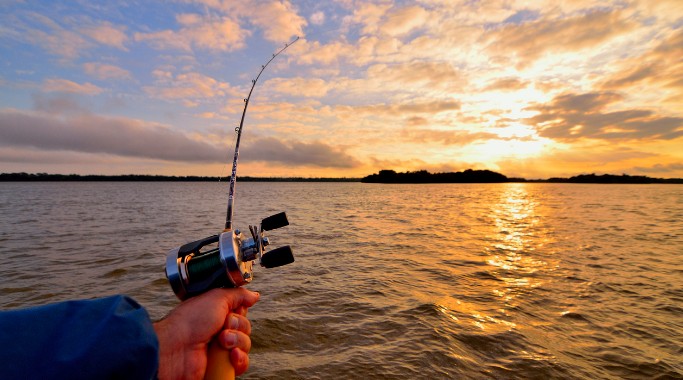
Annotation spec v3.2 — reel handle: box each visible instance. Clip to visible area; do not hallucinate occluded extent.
[205,341,235,380]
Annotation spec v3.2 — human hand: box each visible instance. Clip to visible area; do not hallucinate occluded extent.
[153,288,260,380]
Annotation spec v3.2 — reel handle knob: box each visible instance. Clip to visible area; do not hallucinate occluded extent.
[260,245,294,268]
[261,212,289,231]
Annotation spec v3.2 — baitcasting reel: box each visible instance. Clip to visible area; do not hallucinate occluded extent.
[165,212,294,300]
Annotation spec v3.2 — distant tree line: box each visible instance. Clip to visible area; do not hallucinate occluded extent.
[2,171,682,184]
[361,169,509,183]
[544,173,683,184]
[361,169,683,184]
[0,172,360,182]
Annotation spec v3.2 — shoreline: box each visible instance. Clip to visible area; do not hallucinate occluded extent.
[2,171,682,184]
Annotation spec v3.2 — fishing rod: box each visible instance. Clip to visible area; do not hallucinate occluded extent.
[163,36,300,379]
[226,35,300,232]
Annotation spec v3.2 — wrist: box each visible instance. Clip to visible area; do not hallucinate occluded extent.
[154,319,178,380]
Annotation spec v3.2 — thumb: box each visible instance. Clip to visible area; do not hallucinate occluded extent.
[213,287,260,312]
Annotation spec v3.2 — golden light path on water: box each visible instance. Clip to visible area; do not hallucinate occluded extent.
[427,183,570,371]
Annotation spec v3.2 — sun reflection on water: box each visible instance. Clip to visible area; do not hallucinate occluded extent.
[433,184,559,334]
[487,184,553,275]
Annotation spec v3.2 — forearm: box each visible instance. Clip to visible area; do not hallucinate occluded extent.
[0,296,159,380]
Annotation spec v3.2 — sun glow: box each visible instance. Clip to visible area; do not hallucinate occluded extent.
[486,138,547,159]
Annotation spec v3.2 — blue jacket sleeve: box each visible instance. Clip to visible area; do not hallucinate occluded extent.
[0,295,159,380]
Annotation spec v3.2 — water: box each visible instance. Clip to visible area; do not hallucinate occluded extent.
[1,182,682,379]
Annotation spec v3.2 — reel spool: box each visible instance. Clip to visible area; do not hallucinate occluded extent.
[165,212,294,300]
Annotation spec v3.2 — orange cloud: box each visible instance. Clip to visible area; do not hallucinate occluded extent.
[482,77,529,92]
[380,5,430,37]
[367,61,464,90]
[265,77,330,97]
[135,14,248,52]
[187,0,306,42]
[401,128,499,145]
[486,9,635,67]
[350,2,394,35]
[343,100,461,117]
[601,28,683,102]
[144,72,239,102]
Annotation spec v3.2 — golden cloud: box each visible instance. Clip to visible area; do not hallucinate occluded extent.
[486,9,635,67]
[601,28,683,103]
[482,77,529,92]
[401,128,499,145]
[367,61,464,90]
[380,5,431,37]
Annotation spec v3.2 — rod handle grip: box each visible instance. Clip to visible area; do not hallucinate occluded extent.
[204,340,235,380]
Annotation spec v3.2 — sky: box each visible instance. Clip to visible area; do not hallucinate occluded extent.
[1,0,682,179]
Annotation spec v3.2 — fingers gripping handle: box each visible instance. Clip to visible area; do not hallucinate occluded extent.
[205,340,235,380]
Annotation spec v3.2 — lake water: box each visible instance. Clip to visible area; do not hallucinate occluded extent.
[1,182,682,379]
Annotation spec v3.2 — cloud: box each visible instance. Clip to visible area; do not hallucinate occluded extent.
[79,22,128,51]
[265,77,330,98]
[241,137,361,168]
[42,79,104,95]
[144,72,239,103]
[14,13,129,60]
[367,61,464,90]
[310,11,325,25]
[401,128,499,145]
[380,5,430,37]
[632,162,683,174]
[601,28,683,95]
[0,146,120,165]
[187,0,306,42]
[31,93,89,115]
[350,2,394,35]
[293,38,354,65]
[0,109,224,162]
[482,77,529,91]
[486,9,634,66]
[84,62,131,80]
[525,92,683,141]
[0,109,361,169]
[359,100,461,115]
[23,13,92,60]
[246,1,307,41]
[135,14,248,52]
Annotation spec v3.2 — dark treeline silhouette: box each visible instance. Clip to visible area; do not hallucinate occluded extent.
[361,169,683,184]
[544,173,683,184]
[361,169,509,183]
[0,172,359,182]
[2,171,682,184]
